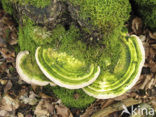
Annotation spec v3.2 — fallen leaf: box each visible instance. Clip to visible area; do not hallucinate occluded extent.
[140,75,152,90]
[19,91,38,105]
[151,44,156,49]
[149,31,156,40]
[18,112,24,117]
[34,99,55,117]
[139,35,146,42]
[0,79,8,85]
[0,48,15,61]
[4,80,12,93]
[55,105,73,117]
[143,42,150,59]
[132,17,143,35]
[0,94,19,112]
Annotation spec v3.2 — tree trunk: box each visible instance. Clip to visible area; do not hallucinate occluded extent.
[1,0,69,29]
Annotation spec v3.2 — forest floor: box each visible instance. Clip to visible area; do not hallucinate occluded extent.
[0,7,156,117]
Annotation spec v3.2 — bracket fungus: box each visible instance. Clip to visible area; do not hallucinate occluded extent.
[83,35,145,99]
[16,51,55,86]
[35,47,100,89]
[16,32,145,100]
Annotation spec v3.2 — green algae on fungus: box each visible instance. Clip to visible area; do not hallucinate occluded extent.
[35,47,100,89]
[51,86,95,108]
[83,34,145,99]
[68,0,131,40]
[16,51,55,86]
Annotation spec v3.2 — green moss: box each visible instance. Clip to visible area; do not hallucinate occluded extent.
[16,0,51,8]
[133,0,156,30]
[139,6,156,30]
[1,0,14,14]
[18,18,38,55]
[49,86,95,108]
[134,0,156,6]
[2,0,51,9]
[19,20,121,71]
[68,0,131,40]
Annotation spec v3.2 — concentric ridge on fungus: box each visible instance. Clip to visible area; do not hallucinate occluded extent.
[35,47,100,89]
[82,35,145,99]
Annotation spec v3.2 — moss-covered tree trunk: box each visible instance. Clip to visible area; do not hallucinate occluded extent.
[1,0,70,29]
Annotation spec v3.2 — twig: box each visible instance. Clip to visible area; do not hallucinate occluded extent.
[92,98,142,117]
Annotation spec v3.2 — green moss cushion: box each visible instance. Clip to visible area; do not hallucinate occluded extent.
[68,0,131,40]
[83,35,145,99]
[35,47,100,89]
[51,86,95,108]
[16,51,55,86]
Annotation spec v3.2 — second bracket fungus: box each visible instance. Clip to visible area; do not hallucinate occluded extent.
[83,35,145,99]
[35,47,100,89]
[16,51,55,86]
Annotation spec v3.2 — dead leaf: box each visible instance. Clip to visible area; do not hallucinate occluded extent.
[0,94,19,112]
[18,112,24,117]
[0,110,9,116]
[39,92,52,99]
[4,80,12,93]
[151,44,156,49]
[0,79,8,85]
[0,48,15,61]
[55,105,73,117]
[34,99,55,117]
[139,35,146,42]
[74,93,80,100]
[19,91,38,105]
[149,31,156,40]
[143,42,150,59]
[132,17,143,35]
[140,75,152,90]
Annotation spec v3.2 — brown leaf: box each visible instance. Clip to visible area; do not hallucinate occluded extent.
[0,79,8,85]
[0,48,15,60]
[132,17,143,35]
[34,99,50,116]
[4,80,12,93]
[151,44,156,49]
[140,75,152,90]
[0,94,19,112]
[143,42,150,59]
[39,92,52,99]
[74,93,80,100]
[149,31,156,40]
[34,99,55,116]
[55,105,73,117]
[17,112,24,117]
